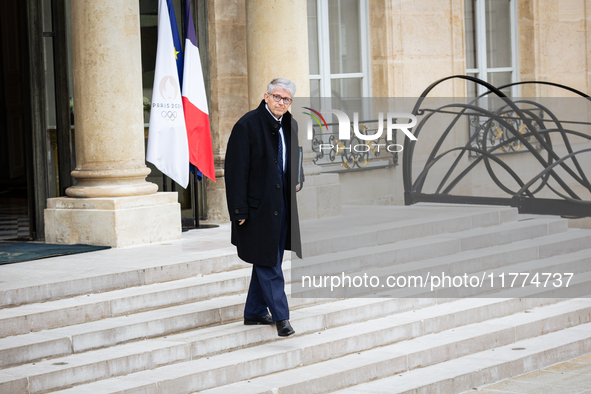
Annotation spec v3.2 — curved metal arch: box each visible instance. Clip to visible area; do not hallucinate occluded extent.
[506,99,591,192]
[440,127,591,198]
[403,75,591,217]
[410,102,576,199]
[476,80,590,100]
[430,105,549,196]
[412,146,532,199]
[515,148,591,200]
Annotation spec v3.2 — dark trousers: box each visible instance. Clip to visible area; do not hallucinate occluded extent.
[244,173,289,321]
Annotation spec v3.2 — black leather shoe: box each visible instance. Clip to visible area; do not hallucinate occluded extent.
[244,314,274,325]
[276,320,295,337]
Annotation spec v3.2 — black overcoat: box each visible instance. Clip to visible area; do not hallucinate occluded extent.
[224,100,303,267]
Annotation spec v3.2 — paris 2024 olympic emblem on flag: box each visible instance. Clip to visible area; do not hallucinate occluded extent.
[157,76,181,121]
[147,0,189,188]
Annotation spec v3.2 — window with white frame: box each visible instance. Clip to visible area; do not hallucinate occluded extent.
[465,0,518,97]
[307,0,370,98]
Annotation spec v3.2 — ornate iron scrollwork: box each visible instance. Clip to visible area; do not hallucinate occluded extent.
[468,108,543,156]
[311,119,398,170]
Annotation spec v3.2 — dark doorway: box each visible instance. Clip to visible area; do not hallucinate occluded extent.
[0,0,31,241]
[0,0,73,242]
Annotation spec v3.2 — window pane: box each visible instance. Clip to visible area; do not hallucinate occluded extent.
[464,0,477,70]
[331,78,362,99]
[466,72,479,97]
[43,37,56,130]
[42,0,58,198]
[42,0,56,129]
[308,0,320,75]
[42,0,53,32]
[310,79,321,97]
[329,0,361,74]
[141,0,158,125]
[485,0,511,68]
[489,71,512,96]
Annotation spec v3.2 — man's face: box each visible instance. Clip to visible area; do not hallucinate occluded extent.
[264,88,292,119]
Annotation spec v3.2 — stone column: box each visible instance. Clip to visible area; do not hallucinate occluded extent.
[202,0,249,222]
[44,0,181,247]
[67,0,156,198]
[245,0,310,109]
[245,0,341,220]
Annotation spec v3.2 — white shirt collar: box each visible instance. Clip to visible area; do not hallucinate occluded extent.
[265,104,286,171]
[265,104,283,123]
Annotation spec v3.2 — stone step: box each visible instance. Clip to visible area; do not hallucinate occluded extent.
[0,245,247,309]
[4,266,591,394]
[0,288,328,368]
[291,219,584,298]
[0,267,253,339]
[330,324,591,393]
[301,204,519,257]
[1,229,589,369]
[0,215,567,341]
[41,296,591,394]
[296,216,568,273]
[0,206,518,309]
[295,238,591,300]
[0,207,587,394]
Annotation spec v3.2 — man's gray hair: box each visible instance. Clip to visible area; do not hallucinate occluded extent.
[267,78,296,97]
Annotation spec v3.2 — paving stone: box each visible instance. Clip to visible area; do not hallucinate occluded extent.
[487,379,586,394]
[545,361,591,375]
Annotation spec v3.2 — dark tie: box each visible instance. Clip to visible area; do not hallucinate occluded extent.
[277,123,284,175]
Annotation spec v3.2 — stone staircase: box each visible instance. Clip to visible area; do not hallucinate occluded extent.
[1,204,591,394]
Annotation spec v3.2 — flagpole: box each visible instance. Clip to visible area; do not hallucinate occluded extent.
[192,165,200,228]
[181,1,200,229]
[181,0,198,230]
[182,0,217,230]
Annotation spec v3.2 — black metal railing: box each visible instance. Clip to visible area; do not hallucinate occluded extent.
[403,75,591,217]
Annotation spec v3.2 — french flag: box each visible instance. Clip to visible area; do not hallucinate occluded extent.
[182,0,215,182]
[147,0,189,188]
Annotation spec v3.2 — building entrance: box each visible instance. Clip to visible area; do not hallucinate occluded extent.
[0,0,31,241]
[0,0,73,242]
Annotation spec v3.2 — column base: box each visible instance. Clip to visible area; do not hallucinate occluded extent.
[296,174,342,221]
[205,177,229,222]
[44,192,181,248]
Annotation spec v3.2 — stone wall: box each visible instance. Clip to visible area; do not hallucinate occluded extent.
[342,0,468,206]
[369,0,467,98]
[204,0,249,221]
[518,0,591,97]
[203,0,591,214]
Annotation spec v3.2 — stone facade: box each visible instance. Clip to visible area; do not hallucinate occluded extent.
[202,0,249,222]
[202,0,591,217]
[369,0,467,98]
[205,0,341,222]
[45,0,591,245]
[519,0,591,97]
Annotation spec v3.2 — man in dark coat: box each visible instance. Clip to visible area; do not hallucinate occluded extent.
[224,78,303,337]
